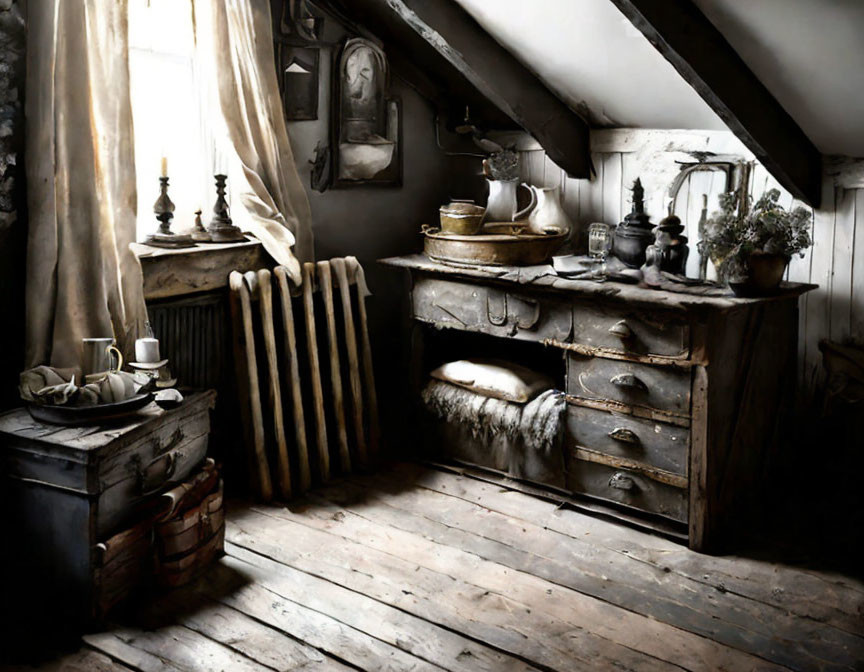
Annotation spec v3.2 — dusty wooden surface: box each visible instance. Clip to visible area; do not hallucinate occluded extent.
[381,254,816,313]
[30,463,864,672]
[133,237,270,301]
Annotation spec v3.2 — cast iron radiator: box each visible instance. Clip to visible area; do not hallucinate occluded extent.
[148,292,228,390]
[228,257,379,502]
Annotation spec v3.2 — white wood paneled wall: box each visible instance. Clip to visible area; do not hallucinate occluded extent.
[513,129,863,404]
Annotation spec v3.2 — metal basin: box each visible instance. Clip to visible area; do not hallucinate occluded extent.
[423,224,567,266]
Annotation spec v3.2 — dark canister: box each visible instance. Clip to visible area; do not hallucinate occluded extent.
[613,178,655,268]
[644,214,689,275]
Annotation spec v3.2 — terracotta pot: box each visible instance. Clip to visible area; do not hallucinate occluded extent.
[729,252,790,297]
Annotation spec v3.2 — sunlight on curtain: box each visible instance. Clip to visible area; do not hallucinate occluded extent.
[128,0,251,241]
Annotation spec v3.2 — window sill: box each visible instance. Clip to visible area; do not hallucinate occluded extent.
[132,236,270,301]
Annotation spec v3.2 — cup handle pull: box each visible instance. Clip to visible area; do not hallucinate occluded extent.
[608,427,640,444]
[608,320,633,339]
[610,373,648,393]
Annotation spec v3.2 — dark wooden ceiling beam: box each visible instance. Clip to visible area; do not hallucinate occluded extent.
[608,0,822,206]
[330,0,592,178]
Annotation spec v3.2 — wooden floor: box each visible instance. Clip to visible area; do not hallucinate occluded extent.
[18,463,864,672]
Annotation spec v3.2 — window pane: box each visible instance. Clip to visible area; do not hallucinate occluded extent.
[128,0,253,241]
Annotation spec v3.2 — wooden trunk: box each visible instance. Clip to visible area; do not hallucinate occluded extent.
[155,479,225,588]
[0,391,216,626]
[382,254,814,552]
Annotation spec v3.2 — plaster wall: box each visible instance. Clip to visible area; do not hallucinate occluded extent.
[283,30,480,427]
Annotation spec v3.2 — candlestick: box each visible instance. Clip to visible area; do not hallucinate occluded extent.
[153,176,175,235]
[144,174,195,249]
[206,174,245,243]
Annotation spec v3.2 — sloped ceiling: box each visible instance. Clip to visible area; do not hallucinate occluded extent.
[693,0,864,156]
[455,0,864,156]
[454,0,727,130]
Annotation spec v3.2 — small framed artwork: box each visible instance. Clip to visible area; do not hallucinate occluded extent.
[279,46,320,121]
[331,38,402,188]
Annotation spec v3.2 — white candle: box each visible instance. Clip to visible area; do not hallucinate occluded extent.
[160,156,168,178]
[135,337,161,363]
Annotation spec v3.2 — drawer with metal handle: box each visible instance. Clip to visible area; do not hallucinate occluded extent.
[566,453,688,523]
[412,276,573,343]
[571,303,690,359]
[567,354,691,421]
[566,405,689,475]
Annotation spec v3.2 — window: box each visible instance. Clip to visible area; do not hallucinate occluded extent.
[128,0,251,241]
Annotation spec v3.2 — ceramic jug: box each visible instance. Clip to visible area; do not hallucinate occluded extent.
[483,179,535,224]
[519,184,573,235]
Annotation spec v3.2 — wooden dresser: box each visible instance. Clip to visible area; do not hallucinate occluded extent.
[0,391,216,625]
[382,254,815,552]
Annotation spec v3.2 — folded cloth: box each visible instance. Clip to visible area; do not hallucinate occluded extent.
[19,366,148,405]
[422,380,567,486]
[19,366,81,404]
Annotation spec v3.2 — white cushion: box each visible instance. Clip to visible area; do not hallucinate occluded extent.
[430,359,552,403]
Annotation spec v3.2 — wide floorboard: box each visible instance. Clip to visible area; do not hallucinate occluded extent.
[17,462,864,672]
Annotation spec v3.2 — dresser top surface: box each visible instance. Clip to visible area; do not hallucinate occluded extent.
[0,390,216,456]
[380,254,816,312]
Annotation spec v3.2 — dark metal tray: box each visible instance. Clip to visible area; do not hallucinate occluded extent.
[27,393,155,426]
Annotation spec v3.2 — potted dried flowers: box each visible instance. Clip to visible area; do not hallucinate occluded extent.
[697,188,812,296]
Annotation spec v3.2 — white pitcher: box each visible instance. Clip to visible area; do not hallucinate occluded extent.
[519,184,573,236]
[482,179,535,224]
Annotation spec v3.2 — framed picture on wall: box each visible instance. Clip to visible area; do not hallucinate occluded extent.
[278,45,320,121]
[331,37,402,188]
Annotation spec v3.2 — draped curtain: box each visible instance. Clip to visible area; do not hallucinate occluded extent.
[194,0,314,285]
[25,0,147,368]
[25,0,313,370]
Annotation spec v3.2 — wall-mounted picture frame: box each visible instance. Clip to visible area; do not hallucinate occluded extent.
[331,37,402,188]
[278,45,320,121]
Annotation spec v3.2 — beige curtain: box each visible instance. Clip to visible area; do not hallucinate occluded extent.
[25,0,147,369]
[195,0,314,285]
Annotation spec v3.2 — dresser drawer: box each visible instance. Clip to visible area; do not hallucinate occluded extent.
[412,277,572,343]
[567,355,691,418]
[566,454,688,523]
[572,303,689,359]
[566,405,688,475]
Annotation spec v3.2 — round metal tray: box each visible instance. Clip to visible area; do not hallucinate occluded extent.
[423,227,567,267]
[27,393,155,426]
